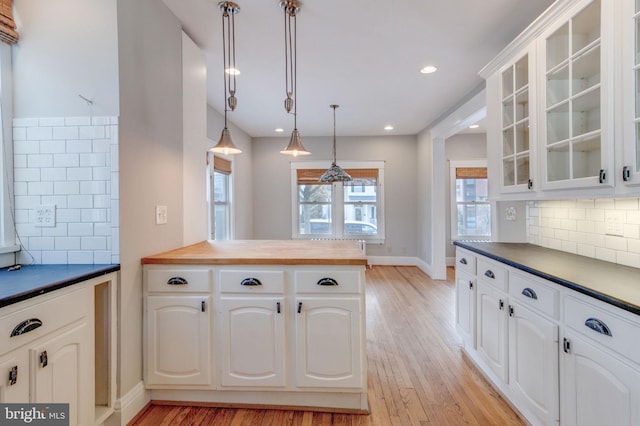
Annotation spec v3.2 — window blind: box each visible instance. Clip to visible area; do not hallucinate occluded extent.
[297,168,378,185]
[455,167,487,179]
[213,156,232,175]
[0,0,17,45]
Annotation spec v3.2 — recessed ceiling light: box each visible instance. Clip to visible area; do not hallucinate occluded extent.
[420,65,437,74]
[469,124,480,129]
[275,128,284,133]
[384,125,394,131]
[225,67,240,75]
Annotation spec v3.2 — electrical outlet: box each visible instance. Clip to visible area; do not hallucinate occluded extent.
[506,206,517,221]
[156,205,168,225]
[605,210,624,236]
[34,205,56,227]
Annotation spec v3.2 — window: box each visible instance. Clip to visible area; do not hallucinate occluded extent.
[291,161,384,242]
[209,155,232,240]
[450,161,491,240]
[0,42,16,254]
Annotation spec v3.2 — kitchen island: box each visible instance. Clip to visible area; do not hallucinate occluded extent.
[141,240,369,413]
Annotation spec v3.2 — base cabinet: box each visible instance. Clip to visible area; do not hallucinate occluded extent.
[295,297,362,388]
[561,332,640,426]
[476,281,509,382]
[455,271,476,349]
[145,295,212,386]
[219,296,285,387]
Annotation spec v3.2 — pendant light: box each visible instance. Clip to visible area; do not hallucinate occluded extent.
[279,0,310,156]
[211,1,242,155]
[319,105,352,182]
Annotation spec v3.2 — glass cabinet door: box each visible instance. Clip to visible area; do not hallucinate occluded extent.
[542,0,611,189]
[622,0,640,185]
[501,54,533,192]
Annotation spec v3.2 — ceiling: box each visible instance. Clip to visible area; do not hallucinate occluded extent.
[163,0,555,138]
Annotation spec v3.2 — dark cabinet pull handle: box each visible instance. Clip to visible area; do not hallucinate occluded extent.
[241,278,262,286]
[167,277,188,285]
[277,302,281,314]
[599,169,606,184]
[317,277,338,286]
[484,270,495,279]
[297,302,302,314]
[521,288,538,300]
[201,301,206,312]
[40,351,48,368]
[10,318,43,337]
[8,366,17,385]
[563,338,571,354]
[623,166,631,182]
[527,179,533,190]
[499,299,504,310]
[459,258,467,265]
[585,318,612,337]
[468,281,473,290]
[509,305,514,317]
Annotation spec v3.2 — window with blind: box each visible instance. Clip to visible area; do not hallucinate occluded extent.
[450,161,491,239]
[291,161,385,242]
[211,156,232,240]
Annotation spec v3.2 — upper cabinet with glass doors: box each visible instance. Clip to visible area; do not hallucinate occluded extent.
[539,0,614,190]
[622,0,640,186]
[500,50,536,193]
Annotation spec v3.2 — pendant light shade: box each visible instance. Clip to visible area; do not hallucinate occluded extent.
[279,0,310,156]
[211,1,242,155]
[319,105,352,182]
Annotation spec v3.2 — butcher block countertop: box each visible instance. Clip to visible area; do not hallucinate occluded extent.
[141,240,368,266]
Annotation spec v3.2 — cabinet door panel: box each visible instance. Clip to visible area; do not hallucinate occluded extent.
[509,303,559,425]
[146,296,211,386]
[562,332,640,426]
[455,271,475,349]
[219,297,285,387]
[476,281,508,382]
[31,321,92,426]
[0,352,29,403]
[296,298,362,388]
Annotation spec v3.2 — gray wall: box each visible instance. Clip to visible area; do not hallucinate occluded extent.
[417,128,433,268]
[445,133,487,259]
[251,135,418,257]
[13,0,119,117]
[117,0,184,399]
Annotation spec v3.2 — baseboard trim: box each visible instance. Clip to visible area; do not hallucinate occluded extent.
[106,381,150,426]
[367,256,433,278]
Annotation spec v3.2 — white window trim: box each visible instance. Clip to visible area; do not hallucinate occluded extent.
[449,159,491,241]
[290,160,385,243]
[0,42,17,255]
[208,151,236,241]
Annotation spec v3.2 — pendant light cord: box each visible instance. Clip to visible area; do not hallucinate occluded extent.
[284,3,297,127]
[332,105,337,164]
[221,8,229,128]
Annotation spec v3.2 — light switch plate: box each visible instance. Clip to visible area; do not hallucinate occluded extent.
[156,205,168,225]
[34,205,56,227]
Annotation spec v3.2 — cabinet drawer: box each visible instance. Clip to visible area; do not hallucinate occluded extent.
[564,296,640,366]
[0,286,91,356]
[509,271,559,319]
[456,249,477,275]
[146,268,211,293]
[477,258,508,292]
[219,269,284,293]
[295,270,362,294]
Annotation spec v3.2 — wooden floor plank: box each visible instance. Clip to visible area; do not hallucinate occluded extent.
[130,266,524,426]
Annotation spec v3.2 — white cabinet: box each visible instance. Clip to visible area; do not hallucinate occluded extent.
[144,268,212,387]
[475,280,509,382]
[455,271,476,349]
[561,332,640,426]
[295,297,362,388]
[146,295,212,386]
[0,349,29,403]
[31,320,92,426]
[498,46,537,193]
[621,0,640,186]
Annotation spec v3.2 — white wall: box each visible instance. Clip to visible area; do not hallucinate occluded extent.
[251,135,418,258]
[417,129,433,269]
[117,0,183,405]
[206,107,253,239]
[13,0,119,117]
[445,133,487,260]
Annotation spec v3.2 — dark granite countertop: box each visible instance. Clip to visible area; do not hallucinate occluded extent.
[0,264,120,308]
[454,242,640,316]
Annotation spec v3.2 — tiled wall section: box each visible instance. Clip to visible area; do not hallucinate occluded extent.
[527,198,640,269]
[13,116,119,264]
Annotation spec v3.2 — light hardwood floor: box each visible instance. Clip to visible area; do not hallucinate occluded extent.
[130,266,524,426]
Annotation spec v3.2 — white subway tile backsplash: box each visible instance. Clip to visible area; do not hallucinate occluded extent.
[13,116,119,264]
[529,198,640,269]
